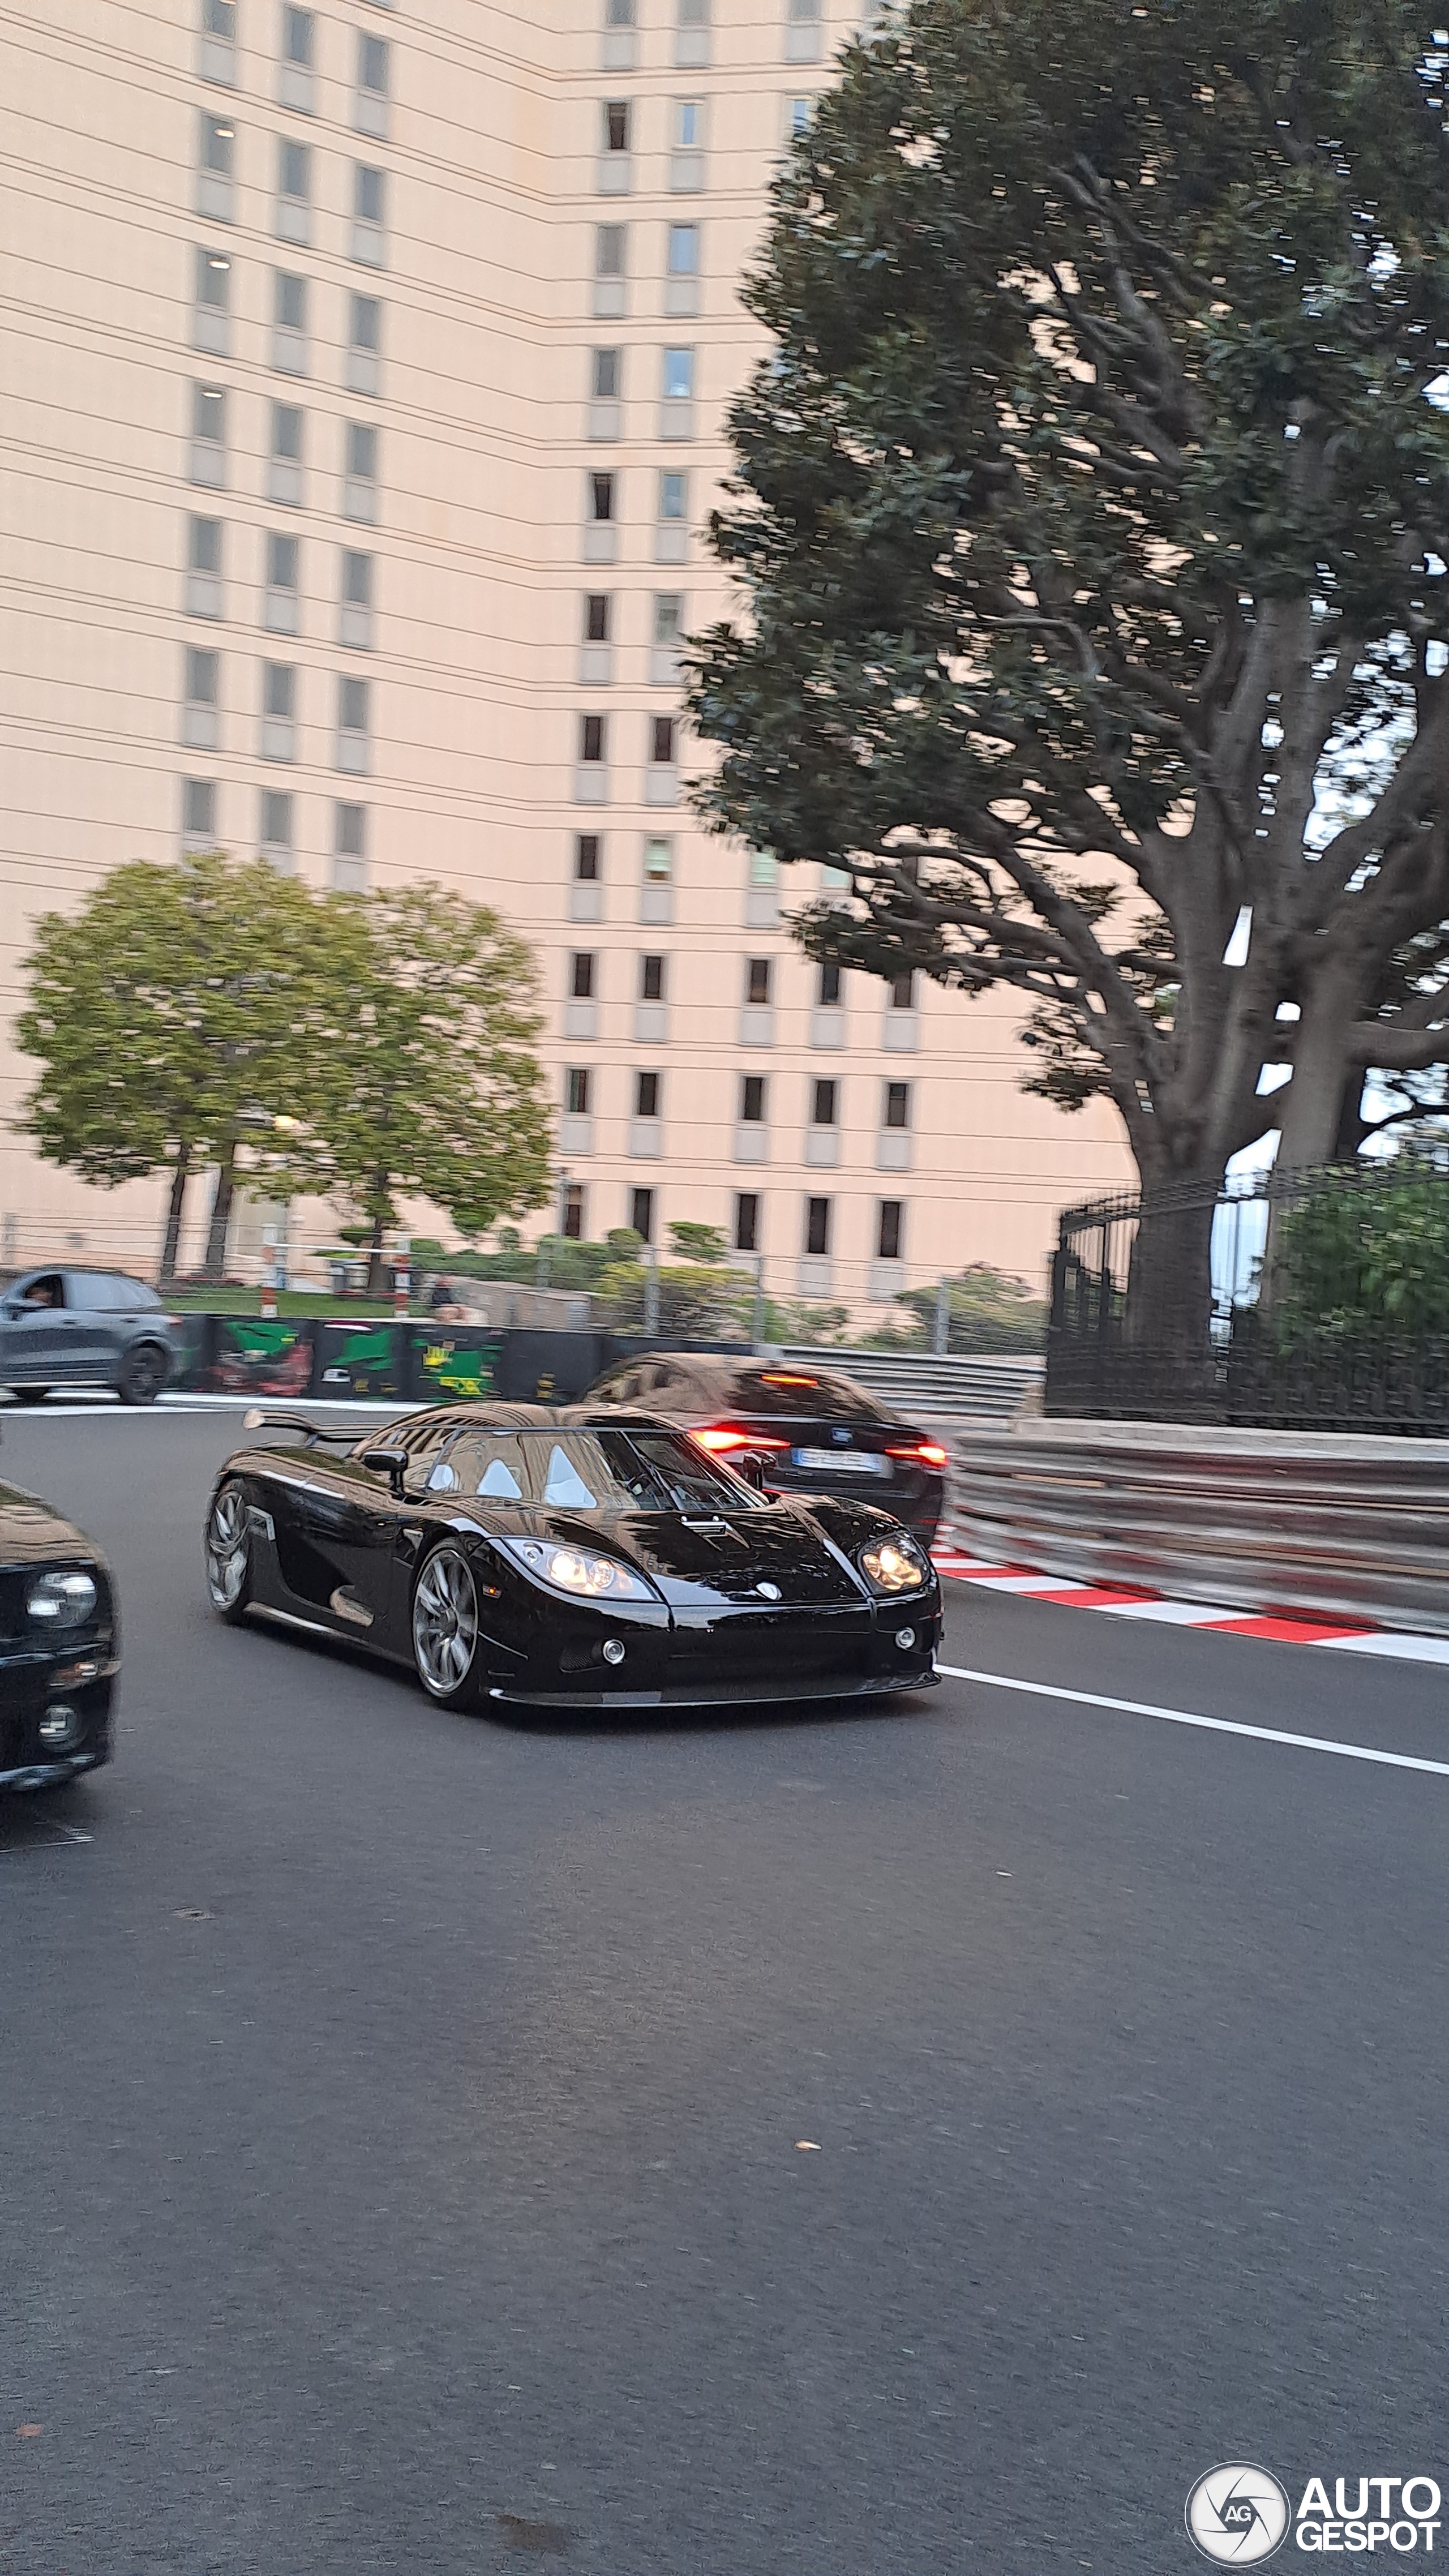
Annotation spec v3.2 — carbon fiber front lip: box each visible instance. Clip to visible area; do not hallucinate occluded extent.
[487,1666,941,1712]
[0,1748,105,1793]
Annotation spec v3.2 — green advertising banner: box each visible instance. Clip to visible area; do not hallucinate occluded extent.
[410,1328,503,1404]
[317,1322,404,1401]
[205,1317,314,1398]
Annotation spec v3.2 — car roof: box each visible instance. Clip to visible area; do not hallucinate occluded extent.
[379,1402,684,1437]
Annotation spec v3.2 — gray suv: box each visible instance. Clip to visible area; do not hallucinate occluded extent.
[0,1268,177,1405]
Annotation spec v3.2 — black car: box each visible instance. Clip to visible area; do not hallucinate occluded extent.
[0,1475,117,1790]
[0,1267,176,1406]
[203,1403,942,1713]
[584,1355,949,1541]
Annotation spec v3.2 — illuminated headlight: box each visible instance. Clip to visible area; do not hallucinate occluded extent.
[859,1536,928,1594]
[27,1570,98,1627]
[506,1540,653,1602]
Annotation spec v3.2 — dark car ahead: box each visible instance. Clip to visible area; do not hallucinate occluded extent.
[204,1402,942,1715]
[584,1355,948,1543]
[0,1268,175,1406]
[0,1473,117,1789]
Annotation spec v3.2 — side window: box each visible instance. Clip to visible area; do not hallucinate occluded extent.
[21,1272,67,1310]
[444,1434,526,1499]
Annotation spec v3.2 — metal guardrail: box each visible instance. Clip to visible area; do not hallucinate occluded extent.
[779,1349,1044,1418]
[945,1422,1449,1638]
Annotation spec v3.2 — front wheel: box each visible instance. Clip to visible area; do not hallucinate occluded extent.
[205,1479,253,1622]
[118,1343,168,1406]
[410,1544,483,1709]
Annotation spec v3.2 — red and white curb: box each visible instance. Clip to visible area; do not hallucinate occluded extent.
[931,1548,1449,1666]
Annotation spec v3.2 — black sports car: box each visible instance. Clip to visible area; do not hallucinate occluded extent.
[1,1475,117,1790]
[203,1403,942,1713]
[584,1354,949,1542]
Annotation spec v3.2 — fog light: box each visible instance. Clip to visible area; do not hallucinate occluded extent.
[38,1704,82,1750]
[601,1638,625,1666]
[894,1627,917,1651]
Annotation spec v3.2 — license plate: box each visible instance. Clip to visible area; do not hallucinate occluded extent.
[792,1447,890,1476]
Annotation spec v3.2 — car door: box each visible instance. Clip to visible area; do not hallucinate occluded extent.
[0,1272,82,1387]
[67,1274,129,1383]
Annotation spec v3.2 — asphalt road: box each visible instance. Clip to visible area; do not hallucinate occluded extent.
[3,1405,1447,2576]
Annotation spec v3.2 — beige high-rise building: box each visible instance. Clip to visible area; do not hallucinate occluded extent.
[1,0,1130,1308]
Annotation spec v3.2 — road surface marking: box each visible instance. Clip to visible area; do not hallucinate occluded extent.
[936,1664,1449,1778]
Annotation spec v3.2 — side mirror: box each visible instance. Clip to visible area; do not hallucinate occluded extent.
[362,1445,409,1495]
[735,1451,767,1491]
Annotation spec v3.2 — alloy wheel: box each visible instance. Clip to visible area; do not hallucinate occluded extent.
[121,1345,166,1405]
[205,1482,250,1611]
[411,1546,481,1701]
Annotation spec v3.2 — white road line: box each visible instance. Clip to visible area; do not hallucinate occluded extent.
[936,1663,1449,1778]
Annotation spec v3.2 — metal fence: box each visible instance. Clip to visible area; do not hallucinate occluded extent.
[1045,1162,1449,1434]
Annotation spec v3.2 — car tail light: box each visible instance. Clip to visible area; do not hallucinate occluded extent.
[691,1424,790,1454]
[885,1441,949,1468]
[758,1372,818,1387]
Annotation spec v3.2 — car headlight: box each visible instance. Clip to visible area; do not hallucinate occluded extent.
[27,1570,98,1627]
[859,1535,929,1594]
[505,1540,653,1603]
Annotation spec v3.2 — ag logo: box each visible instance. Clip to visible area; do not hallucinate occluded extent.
[1186,2463,1291,2564]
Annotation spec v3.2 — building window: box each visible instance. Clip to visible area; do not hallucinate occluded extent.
[260,788,293,860]
[273,269,308,372]
[334,800,367,890]
[885,1081,911,1130]
[746,957,771,1006]
[659,471,687,522]
[572,952,595,999]
[605,100,631,152]
[585,594,611,644]
[562,1183,585,1241]
[644,835,672,881]
[667,223,699,276]
[348,292,382,392]
[264,529,299,631]
[183,645,220,748]
[890,970,916,1009]
[283,6,314,65]
[631,1186,654,1242]
[581,713,606,764]
[194,246,231,350]
[606,0,635,22]
[340,547,373,648]
[636,1070,660,1119]
[805,1198,831,1258]
[264,661,295,719]
[182,776,217,843]
[734,1191,758,1254]
[596,222,625,276]
[355,163,385,224]
[267,398,303,504]
[640,954,665,1002]
[820,962,842,1005]
[199,112,235,218]
[592,347,620,400]
[566,1068,591,1115]
[190,382,227,485]
[877,1200,904,1262]
[576,833,601,882]
[676,100,701,147]
[787,93,813,137]
[338,673,370,769]
[650,715,676,765]
[590,470,615,524]
[277,135,310,239]
[748,849,778,889]
[345,418,378,520]
[357,30,391,132]
[786,0,823,57]
[204,0,237,33]
[663,347,695,401]
[740,1074,765,1121]
[186,513,223,617]
[812,1078,838,1126]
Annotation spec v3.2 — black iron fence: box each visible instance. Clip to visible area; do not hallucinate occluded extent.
[1046,1161,1449,1433]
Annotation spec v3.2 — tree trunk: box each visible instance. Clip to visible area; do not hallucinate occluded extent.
[365,1205,388,1299]
[1123,1184,1220,1409]
[1331,1069,1370,1165]
[203,1141,238,1282]
[158,1141,191,1289]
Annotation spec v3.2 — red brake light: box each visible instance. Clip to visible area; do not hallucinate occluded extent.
[886,1441,949,1468]
[691,1424,790,1454]
[758,1372,818,1387]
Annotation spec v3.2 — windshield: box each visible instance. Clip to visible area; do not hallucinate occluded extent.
[726,1369,887,1422]
[423,1426,762,1513]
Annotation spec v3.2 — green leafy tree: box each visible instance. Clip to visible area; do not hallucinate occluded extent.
[16,853,355,1284]
[880,1263,1048,1355]
[691,0,1449,1335]
[271,885,551,1291]
[1269,1156,1449,1347]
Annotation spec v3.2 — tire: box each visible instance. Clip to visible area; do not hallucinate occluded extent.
[117,1343,168,1406]
[9,1386,48,1404]
[204,1478,254,1623]
[410,1543,483,1709]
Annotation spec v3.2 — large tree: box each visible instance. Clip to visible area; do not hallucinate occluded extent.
[261,885,552,1290]
[691,0,1449,1219]
[16,854,353,1283]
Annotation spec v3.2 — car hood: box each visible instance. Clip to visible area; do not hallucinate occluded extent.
[0,1478,109,1575]
[488,1499,890,1609]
